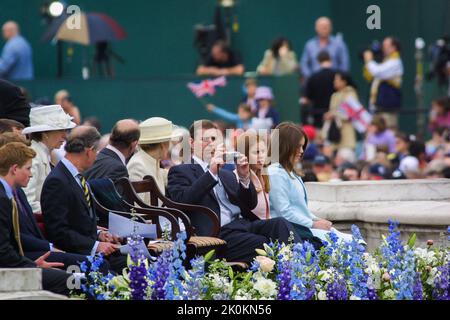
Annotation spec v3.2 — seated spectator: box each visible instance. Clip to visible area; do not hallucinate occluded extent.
[41,126,126,273]
[22,105,76,214]
[0,118,24,134]
[242,78,258,112]
[127,117,180,202]
[428,96,450,132]
[257,37,299,76]
[0,21,34,80]
[85,119,140,181]
[302,125,320,161]
[300,17,350,79]
[206,103,254,130]
[426,127,448,159]
[0,131,29,146]
[312,154,333,182]
[0,137,106,274]
[254,86,280,129]
[268,122,351,244]
[0,142,70,295]
[235,130,270,220]
[322,71,358,151]
[167,120,302,264]
[82,116,102,133]
[196,40,244,76]
[55,89,81,125]
[301,50,336,128]
[362,115,396,161]
[340,163,360,181]
[399,139,427,179]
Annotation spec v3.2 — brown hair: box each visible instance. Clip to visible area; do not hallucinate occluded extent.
[371,115,387,133]
[0,142,36,175]
[236,130,270,193]
[0,132,30,147]
[238,103,252,114]
[189,120,218,139]
[271,122,309,174]
[0,118,25,134]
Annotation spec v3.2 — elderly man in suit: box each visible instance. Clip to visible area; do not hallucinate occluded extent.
[167,120,302,264]
[0,142,69,295]
[84,119,140,181]
[41,126,126,273]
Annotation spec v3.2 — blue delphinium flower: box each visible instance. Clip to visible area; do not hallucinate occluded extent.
[182,256,206,300]
[413,275,424,300]
[326,274,348,300]
[432,264,449,300]
[277,260,292,300]
[165,232,187,300]
[347,225,369,299]
[149,249,171,300]
[290,241,317,300]
[129,262,148,300]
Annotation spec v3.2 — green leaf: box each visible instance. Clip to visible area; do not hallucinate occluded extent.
[407,233,417,249]
[306,251,312,264]
[228,267,234,280]
[263,243,274,257]
[204,250,215,262]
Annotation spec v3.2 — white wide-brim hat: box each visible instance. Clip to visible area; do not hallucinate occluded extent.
[22,105,77,135]
[139,117,182,144]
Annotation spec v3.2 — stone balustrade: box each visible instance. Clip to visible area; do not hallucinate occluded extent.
[306,179,450,251]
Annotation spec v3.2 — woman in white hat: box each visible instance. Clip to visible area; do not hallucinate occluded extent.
[127,117,181,204]
[22,105,77,213]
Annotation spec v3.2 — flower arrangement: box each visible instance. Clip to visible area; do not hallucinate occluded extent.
[74,222,450,300]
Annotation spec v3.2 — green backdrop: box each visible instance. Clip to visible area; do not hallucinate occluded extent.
[2,0,449,133]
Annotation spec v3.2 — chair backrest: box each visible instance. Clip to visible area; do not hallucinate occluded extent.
[116,176,220,237]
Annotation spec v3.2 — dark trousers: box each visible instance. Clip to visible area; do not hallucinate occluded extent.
[219,217,302,264]
[42,268,71,296]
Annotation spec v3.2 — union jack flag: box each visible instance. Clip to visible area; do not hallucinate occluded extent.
[187,76,227,98]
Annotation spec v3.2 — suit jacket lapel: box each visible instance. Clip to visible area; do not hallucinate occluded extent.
[59,163,92,216]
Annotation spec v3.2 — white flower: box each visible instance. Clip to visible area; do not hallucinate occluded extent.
[383,289,396,300]
[318,270,331,282]
[253,278,277,298]
[255,256,275,273]
[317,290,327,300]
[350,295,361,300]
[426,268,438,285]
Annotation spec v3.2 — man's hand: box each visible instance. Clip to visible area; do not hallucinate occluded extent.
[96,242,120,256]
[236,154,250,181]
[313,219,333,231]
[99,231,121,244]
[209,143,225,175]
[364,50,374,63]
[35,252,64,269]
[206,104,215,112]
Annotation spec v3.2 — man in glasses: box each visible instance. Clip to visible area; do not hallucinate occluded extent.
[167,120,301,265]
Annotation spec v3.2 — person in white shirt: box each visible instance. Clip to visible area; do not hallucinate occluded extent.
[364,37,404,129]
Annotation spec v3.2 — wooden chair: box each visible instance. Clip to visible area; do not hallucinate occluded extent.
[89,178,183,255]
[115,176,227,261]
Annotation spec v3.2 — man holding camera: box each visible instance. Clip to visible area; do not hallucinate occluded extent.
[167,120,301,264]
[364,36,404,129]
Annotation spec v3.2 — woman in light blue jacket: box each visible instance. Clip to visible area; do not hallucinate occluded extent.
[268,122,352,243]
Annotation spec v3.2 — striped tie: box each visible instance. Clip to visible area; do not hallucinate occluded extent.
[78,174,92,208]
[11,197,24,256]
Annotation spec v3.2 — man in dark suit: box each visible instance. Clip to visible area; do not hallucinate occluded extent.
[0,142,69,296]
[41,126,126,273]
[84,119,140,181]
[168,120,302,264]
